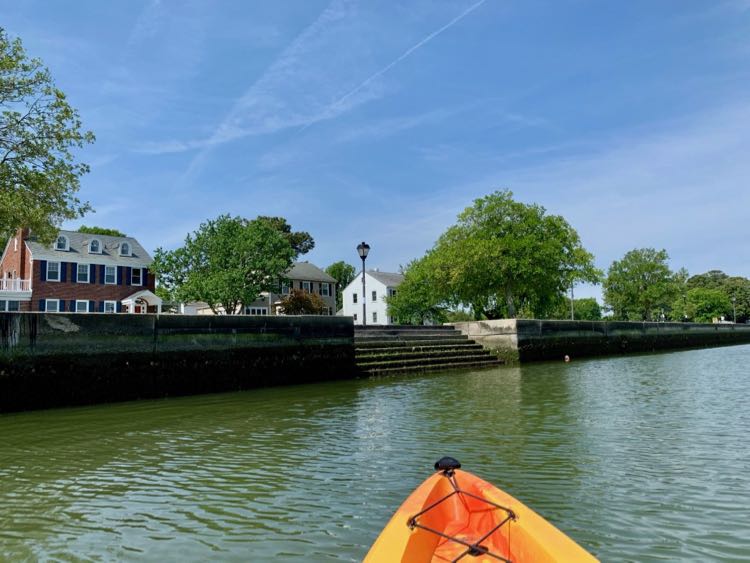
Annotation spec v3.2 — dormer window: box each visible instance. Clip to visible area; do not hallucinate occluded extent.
[89,239,101,254]
[55,235,69,251]
[120,242,130,256]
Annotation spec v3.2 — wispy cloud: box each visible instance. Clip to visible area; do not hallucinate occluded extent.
[140,0,489,162]
[299,0,488,133]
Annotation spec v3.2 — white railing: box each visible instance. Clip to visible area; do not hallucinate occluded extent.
[0,278,32,292]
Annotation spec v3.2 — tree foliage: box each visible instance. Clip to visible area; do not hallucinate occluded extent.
[671,288,732,323]
[680,270,750,323]
[255,216,314,258]
[388,191,600,321]
[279,288,326,315]
[77,225,126,237]
[603,248,683,321]
[549,297,602,320]
[325,261,356,310]
[387,257,447,325]
[0,29,95,243]
[151,215,295,314]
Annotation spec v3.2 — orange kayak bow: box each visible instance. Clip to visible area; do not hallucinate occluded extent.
[365,457,598,562]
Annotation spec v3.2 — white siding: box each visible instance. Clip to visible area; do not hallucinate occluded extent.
[342,272,397,326]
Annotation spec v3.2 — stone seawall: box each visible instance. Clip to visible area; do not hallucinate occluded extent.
[0,313,354,413]
[452,319,750,362]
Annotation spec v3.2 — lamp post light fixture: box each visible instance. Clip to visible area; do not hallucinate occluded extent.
[357,241,370,326]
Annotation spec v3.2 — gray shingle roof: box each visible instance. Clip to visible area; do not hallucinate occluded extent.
[368,270,404,287]
[287,261,336,283]
[25,230,153,267]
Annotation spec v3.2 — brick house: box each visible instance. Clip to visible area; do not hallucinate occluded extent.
[0,228,161,313]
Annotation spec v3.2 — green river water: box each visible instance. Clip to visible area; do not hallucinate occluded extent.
[1,344,749,561]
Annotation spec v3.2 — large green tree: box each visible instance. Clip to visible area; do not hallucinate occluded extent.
[684,270,750,323]
[549,297,602,320]
[255,216,314,258]
[603,248,682,321]
[151,215,295,314]
[671,288,732,323]
[325,261,356,310]
[389,191,600,320]
[387,257,448,325]
[1,29,94,243]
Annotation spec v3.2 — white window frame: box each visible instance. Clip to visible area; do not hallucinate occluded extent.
[353,293,358,304]
[13,238,18,252]
[77,263,89,283]
[55,235,69,251]
[281,281,290,295]
[302,281,312,292]
[46,299,60,313]
[47,261,61,282]
[104,265,116,285]
[245,307,268,315]
[75,300,89,313]
[353,313,358,321]
[119,242,130,256]
[372,290,377,302]
[372,311,378,323]
[104,300,117,314]
[89,239,101,254]
[131,267,142,286]
[321,283,330,297]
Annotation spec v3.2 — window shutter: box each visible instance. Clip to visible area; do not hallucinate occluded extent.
[60,262,67,283]
[125,267,131,286]
[70,300,76,312]
[98,301,105,313]
[117,266,123,285]
[100,265,105,284]
[40,260,47,282]
[39,299,46,312]
[116,302,122,313]
[89,300,95,312]
[142,268,149,287]
[59,300,65,312]
[71,263,78,283]
[90,264,96,284]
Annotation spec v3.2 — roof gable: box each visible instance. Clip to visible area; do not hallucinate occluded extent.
[286,261,336,283]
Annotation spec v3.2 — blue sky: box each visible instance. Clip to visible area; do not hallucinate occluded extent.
[4,1,750,300]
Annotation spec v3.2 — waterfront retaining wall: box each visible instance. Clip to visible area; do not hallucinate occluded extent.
[452,319,750,362]
[0,313,354,413]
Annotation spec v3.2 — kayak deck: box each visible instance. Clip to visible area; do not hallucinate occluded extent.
[365,460,598,562]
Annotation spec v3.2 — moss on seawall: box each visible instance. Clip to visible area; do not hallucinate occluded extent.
[0,313,355,413]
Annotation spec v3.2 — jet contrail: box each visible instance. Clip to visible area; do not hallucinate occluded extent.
[303,0,488,130]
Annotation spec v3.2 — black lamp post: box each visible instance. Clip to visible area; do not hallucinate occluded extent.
[357,241,370,326]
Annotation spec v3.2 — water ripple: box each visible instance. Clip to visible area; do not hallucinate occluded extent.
[1,345,749,561]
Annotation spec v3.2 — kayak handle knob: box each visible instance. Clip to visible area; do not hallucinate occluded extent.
[434,457,461,473]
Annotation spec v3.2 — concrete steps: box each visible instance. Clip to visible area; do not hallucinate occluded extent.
[355,325,502,375]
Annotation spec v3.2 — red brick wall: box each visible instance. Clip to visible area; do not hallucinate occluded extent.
[0,229,31,281]
[31,261,156,311]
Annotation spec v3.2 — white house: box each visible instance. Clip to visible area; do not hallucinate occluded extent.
[342,269,403,325]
